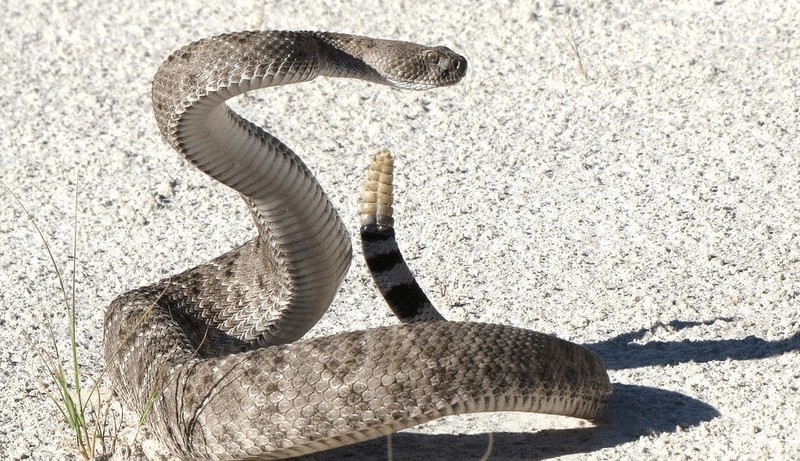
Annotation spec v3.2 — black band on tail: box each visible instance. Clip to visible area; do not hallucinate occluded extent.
[361,224,445,322]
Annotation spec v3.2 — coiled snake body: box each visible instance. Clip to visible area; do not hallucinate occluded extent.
[104,30,611,460]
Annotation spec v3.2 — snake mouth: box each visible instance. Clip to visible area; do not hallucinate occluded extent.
[388,79,461,90]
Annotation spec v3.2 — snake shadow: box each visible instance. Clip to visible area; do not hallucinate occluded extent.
[300,317,799,460]
[586,318,800,370]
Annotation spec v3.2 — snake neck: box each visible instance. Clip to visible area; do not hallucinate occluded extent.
[149,31,357,347]
[146,29,465,347]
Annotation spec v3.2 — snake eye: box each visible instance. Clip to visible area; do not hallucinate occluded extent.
[425,50,440,64]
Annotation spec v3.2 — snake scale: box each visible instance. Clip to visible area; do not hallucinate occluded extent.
[103,30,612,460]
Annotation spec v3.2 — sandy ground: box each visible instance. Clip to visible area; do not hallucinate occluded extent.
[1,0,798,459]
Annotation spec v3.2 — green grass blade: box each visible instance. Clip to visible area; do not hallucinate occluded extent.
[2,178,108,460]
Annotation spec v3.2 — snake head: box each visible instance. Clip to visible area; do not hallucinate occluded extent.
[378,44,468,90]
[315,32,468,90]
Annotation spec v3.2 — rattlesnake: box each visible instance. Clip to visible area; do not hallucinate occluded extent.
[103,30,612,460]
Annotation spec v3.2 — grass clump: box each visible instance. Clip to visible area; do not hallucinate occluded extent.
[2,179,119,460]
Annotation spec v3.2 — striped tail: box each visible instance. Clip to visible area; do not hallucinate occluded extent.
[359,150,445,322]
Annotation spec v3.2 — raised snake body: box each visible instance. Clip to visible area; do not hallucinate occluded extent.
[104,30,612,460]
